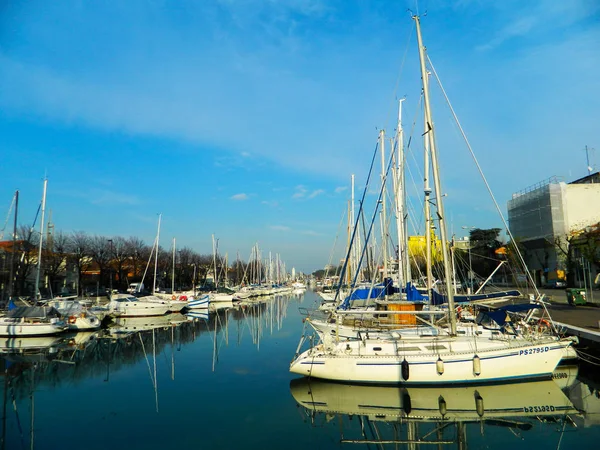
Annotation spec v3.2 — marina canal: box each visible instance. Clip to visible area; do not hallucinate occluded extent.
[1,289,599,449]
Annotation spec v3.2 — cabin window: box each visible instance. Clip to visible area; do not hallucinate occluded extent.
[373,347,382,351]
[400,347,421,351]
[425,345,448,350]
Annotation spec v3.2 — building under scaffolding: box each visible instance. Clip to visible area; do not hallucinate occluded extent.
[507,173,600,287]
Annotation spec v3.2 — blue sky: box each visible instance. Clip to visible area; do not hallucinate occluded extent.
[1,0,598,273]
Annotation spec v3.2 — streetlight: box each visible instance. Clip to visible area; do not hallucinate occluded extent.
[461,226,476,294]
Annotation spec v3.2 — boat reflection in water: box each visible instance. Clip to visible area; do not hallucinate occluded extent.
[290,374,580,447]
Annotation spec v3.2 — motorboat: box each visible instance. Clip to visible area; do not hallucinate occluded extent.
[108,294,170,317]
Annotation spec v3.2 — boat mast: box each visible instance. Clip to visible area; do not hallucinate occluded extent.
[7,190,18,303]
[414,14,457,334]
[351,174,356,285]
[424,110,433,298]
[394,99,409,289]
[171,237,176,294]
[212,234,218,288]
[380,130,388,281]
[34,178,47,301]
[153,213,161,295]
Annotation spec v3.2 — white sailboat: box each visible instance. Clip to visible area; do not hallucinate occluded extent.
[137,216,188,312]
[289,15,576,385]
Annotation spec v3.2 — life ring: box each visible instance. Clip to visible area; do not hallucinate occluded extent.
[68,316,77,324]
[179,295,188,301]
[539,319,550,327]
[171,295,176,300]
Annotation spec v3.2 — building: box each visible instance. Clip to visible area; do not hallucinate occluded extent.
[507,173,600,286]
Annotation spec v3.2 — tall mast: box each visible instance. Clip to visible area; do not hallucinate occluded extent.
[351,173,356,285]
[380,130,388,281]
[171,237,176,294]
[394,99,410,289]
[400,101,412,285]
[212,234,218,288]
[424,108,433,297]
[153,214,161,295]
[414,15,457,334]
[34,179,47,300]
[7,190,18,302]
[346,199,352,285]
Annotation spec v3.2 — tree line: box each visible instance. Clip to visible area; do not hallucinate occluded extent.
[0,228,260,300]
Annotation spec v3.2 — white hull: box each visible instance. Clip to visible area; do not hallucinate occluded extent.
[210,292,234,302]
[0,319,66,337]
[290,335,572,385]
[66,315,102,330]
[109,295,171,317]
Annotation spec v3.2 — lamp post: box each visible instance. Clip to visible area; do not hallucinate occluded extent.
[461,226,476,294]
[107,239,113,295]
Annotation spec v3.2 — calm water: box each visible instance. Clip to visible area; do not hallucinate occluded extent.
[1,290,599,449]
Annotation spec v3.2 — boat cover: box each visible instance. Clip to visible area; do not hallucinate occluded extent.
[7,306,61,319]
[430,290,522,306]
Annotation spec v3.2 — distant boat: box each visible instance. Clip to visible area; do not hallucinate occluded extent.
[47,300,101,330]
[108,294,170,317]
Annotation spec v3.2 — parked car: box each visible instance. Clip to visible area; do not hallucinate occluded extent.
[545,280,566,289]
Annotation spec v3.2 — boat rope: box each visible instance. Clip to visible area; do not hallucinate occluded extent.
[575,348,600,366]
[349,139,396,299]
[0,193,16,240]
[334,140,380,304]
[323,209,347,282]
[386,20,415,124]
[427,55,540,300]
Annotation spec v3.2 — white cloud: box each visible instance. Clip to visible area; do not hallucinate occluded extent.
[301,230,320,236]
[270,225,291,231]
[334,186,347,194]
[261,200,279,207]
[308,189,324,199]
[292,185,308,199]
[230,193,248,201]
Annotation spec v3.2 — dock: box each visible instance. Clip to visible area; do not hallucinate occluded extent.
[542,290,600,346]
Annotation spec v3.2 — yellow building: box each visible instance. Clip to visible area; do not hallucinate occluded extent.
[407,235,443,263]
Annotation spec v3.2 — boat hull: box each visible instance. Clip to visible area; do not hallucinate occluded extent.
[185,295,210,309]
[290,337,571,385]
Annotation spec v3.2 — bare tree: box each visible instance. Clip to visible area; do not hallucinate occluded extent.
[44,230,70,295]
[14,225,38,298]
[68,231,92,296]
[124,236,149,283]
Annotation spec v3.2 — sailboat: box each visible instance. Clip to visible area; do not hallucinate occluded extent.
[0,181,68,337]
[289,15,576,385]
[135,216,188,312]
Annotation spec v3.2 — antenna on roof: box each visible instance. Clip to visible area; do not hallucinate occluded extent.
[585,145,595,175]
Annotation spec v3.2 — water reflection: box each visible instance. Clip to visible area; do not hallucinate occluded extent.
[0,291,300,449]
[290,367,597,448]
